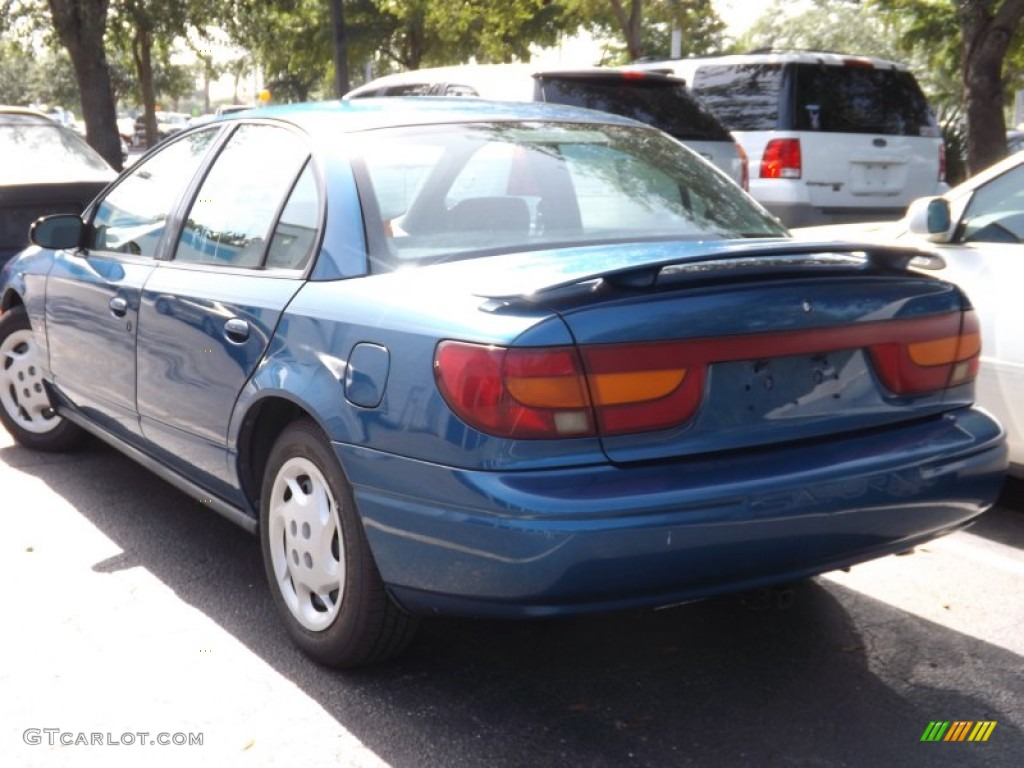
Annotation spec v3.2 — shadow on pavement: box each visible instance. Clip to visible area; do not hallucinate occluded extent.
[4,439,1022,767]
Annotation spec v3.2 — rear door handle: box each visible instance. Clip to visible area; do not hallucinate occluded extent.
[109,296,128,317]
[223,318,250,342]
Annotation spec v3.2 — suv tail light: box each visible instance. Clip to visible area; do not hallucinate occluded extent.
[435,311,979,440]
[760,139,801,179]
[938,141,947,182]
[735,141,749,190]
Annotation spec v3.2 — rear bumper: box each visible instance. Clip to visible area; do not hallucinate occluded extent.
[336,408,1007,618]
[761,200,908,228]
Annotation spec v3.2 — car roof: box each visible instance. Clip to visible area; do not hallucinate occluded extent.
[0,106,57,125]
[638,50,910,72]
[225,97,646,136]
[344,64,687,98]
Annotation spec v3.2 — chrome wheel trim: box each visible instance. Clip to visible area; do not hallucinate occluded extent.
[0,328,61,435]
[267,456,346,631]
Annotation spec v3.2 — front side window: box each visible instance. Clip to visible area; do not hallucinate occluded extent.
[352,121,786,269]
[90,128,220,257]
[174,124,309,268]
[961,164,1024,244]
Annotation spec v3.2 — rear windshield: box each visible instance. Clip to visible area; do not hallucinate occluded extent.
[349,120,785,271]
[537,75,733,142]
[691,62,938,137]
[0,119,113,183]
[789,64,938,136]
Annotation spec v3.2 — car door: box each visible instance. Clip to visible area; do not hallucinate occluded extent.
[936,161,1024,462]
[135,122,319,499]
[44,127,222,440]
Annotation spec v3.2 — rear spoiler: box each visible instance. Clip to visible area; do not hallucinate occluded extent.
[478,241,946,302]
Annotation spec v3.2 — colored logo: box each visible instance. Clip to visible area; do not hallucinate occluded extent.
[921,721,997,742]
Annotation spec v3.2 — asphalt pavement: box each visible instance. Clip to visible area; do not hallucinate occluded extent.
[1,429,1022,767]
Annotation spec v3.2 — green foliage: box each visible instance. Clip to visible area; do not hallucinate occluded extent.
[566,0,727,64]
[0,38,81,108]
[0,40,38,104]
[870,0,1024,112]
[739,0,903,59]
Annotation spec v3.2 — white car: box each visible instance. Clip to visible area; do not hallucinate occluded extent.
[794,152,1024,475]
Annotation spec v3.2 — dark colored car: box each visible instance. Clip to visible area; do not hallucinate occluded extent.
[0,99,1006,668]
[0,107,115,269]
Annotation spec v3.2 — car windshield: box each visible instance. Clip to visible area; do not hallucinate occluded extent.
[1,120,112,184]
[350,120,785,270]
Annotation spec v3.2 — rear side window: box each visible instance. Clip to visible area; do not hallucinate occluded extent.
[691,61,938,137]
[175,124,309,268]
[538,75,732,142]
[689,64,783,131]
[790,64,938,136]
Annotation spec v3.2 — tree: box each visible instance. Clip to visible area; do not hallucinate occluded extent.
[567,0,726,64]
[0,41,38,104]
[740,0,901,59]
[957,0,1024,173]
[329,0,350,96]
[360,0,569,73]
[873,0,1024,175]
[109,0,207,146]
[47,0,123,168]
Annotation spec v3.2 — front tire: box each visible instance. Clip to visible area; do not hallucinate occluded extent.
[259,419,418,667]
[0,306,85,451]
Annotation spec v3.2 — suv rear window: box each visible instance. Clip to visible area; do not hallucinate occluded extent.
[691,62,938,137]
[790,64,938,136]
[537,75,732,142]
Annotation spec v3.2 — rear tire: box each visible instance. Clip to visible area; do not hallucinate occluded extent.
[259,418,418,667]
[0,306,85,451]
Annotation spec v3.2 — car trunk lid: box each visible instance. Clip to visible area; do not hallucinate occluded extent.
[456,240,975,464]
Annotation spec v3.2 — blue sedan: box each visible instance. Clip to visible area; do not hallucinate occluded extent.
[0,99,1007,667]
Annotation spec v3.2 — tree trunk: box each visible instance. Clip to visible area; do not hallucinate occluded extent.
[132,23,158,148]
[48,0,123,170]
[960,0,1024,175]
[609,0,645,61]
[329,0,349,97]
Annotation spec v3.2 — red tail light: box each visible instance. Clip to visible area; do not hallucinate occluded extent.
[435,311,979,440]
[760,139,801,179]
[869,310,980,394]
[736,141,750,190]
[433,343,593,439]
[435,341,701,439]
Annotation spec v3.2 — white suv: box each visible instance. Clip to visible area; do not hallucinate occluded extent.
[633,51,947,227]
[344,64,748,189]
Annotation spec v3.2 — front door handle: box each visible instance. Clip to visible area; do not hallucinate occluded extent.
[109,296,128,317]
[224,318,250,342]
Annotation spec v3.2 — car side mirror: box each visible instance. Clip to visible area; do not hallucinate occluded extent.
[905,197,953,243]
[30,214,85,250]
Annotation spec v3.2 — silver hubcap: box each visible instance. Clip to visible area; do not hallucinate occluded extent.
[0,327,61,435]
[268,456,345,631]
